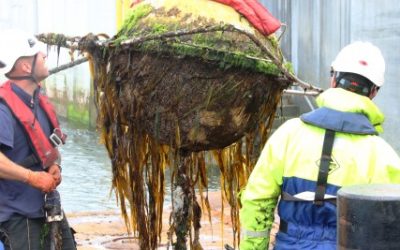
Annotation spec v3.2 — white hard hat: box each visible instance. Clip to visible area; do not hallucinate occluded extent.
[0,29,47,76]
[331,41,385,87]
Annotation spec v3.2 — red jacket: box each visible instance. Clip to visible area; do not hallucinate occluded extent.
[0,81,66,168]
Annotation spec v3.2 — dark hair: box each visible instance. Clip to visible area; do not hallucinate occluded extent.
[334,72,376,97]
[0,60,5,68]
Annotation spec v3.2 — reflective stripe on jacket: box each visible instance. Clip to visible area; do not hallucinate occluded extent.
[239,88,400,250]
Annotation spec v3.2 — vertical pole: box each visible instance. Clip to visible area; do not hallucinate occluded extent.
[172,151,192,250]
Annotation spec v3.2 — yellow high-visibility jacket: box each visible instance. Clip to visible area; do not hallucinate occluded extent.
[240,88,400,250]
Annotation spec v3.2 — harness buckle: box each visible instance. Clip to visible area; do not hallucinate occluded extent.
[49,128,63,147]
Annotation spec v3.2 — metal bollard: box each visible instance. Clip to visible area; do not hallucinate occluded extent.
[337,184,400,250]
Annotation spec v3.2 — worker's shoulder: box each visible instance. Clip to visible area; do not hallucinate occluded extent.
[0,100,12,117]
[278,117,305,130]
[271,117,307,137]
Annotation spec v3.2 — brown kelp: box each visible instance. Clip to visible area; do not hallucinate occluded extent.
[37,0,321,249]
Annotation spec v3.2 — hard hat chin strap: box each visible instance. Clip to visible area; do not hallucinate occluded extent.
[6,54,39,83]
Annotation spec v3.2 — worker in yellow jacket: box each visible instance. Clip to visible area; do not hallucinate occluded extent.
[239,41,400,249]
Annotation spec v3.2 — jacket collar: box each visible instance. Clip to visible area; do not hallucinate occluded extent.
[315,88,384,133]
[10,82,39,108]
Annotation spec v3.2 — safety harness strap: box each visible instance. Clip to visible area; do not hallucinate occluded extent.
[314,129,335,205]
[281,191,306,202]
[280,191,337,205]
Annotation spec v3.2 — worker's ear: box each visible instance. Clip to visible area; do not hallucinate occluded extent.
[369,86,379,99]
[20,61,33,74]
[330,76,337,88]
[13,57,33,74]
[330,69,337,88]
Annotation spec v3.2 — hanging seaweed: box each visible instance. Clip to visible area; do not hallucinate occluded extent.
[37,0,322,249]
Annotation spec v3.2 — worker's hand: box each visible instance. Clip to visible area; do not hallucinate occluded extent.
[26,170,56,193]
[47,164,62,186]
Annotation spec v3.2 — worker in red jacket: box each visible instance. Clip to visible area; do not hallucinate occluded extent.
[0,29,76,250]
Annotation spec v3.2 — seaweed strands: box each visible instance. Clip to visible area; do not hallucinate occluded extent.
[101,36,285,250]
[35,1,313,249]
[40,38,285,250]
[38,31,287,250]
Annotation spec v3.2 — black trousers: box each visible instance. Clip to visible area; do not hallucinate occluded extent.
[0,214,76,250]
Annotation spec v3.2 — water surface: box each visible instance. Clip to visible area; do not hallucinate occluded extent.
[58,120,221,212]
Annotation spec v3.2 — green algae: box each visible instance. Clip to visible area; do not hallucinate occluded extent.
[113,3,154,45]
[112,3,291,76]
